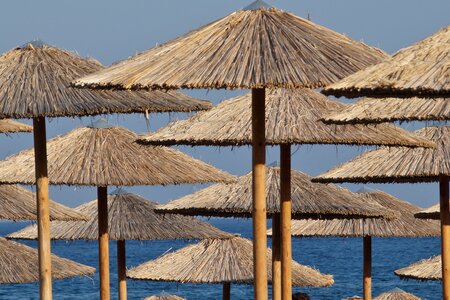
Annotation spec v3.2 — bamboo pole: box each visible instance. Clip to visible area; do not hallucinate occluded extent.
[98,186,110,300]
[280,144,292,300]
[363,236,372,300]
[223,282,231,300]
[252,88,268,300]
[117,240,127,300]
[33,117,52,300]
[272,213,281,300]
[440,175,450,300]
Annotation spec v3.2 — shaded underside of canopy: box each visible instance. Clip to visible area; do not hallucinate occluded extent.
[157,167,396,219]
[323,26,450,98]
[74,5,386,90]
[8,191,229,240]
[0,238,95,284]
[139,89,434,148]
[314,126,450,184]
[275,190,439,237]
[0,124,234,186]
[127,237,333,287]
[0,120,32,133]
[394,255,441,281]
[414,203,440,220]
[0,184,87,221]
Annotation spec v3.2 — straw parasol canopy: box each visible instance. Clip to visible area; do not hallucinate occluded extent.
[127,236,334,287]
[415,203,440,219]
[157,167,395,219]
[138,89,433,148]
[373,288,421,300]
[0,237,95,284]
[0,121,234,186]
[0,41,211,119]
[7,189,229,240]
[323,26,450,98]
[145,295,185,300]
[74,3,387,90]
[395,255,441,281]
[0,119,32,133]
[0,184,87,221]
[322,97,450,125]
[276,188,440,237]
[314,126,450,184]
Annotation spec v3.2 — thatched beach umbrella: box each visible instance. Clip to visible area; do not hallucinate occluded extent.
[314,126,450,299]
[0,40,212,300]
[273,188,439,299]
[74,1,388,298]
[415,203,440,219]
[0,121,233,300]
[395,255,441,281]
[0,119,32,133]
[373,288,421,300]
[144,294,185,300]
[8,188,230,299]
[0,238,95,284]
[141,88,430,300]
[127,236,334,300]
[322,25,450,98]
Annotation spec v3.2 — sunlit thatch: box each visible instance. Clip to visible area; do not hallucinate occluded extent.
[414,203,440,220]
[0,121,234,186]
[0,41,210,119]
[323,26,450,98]
[74,4,386,90]
[374,288,421,300]
[0,238,95,284]
[127,236,333,287]
[0,120,32,133]
[157,167,395,219]
[139,89,433,148]
[8,189,229,240]
[145,294,185,300]
[314,126,450,184]
[395,255,441,281]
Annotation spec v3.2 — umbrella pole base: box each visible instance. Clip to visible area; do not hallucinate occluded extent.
[440,175,450,300]
[98,186,110,300]
[363,236,372,300]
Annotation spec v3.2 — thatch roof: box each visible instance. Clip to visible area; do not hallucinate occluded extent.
[138,89,434,148]
[0,120,32,133]
[0,237,95,284]
[145,294,185,300]
[7,189,229,240]
[157,167,395,219]
[394,255,441,281]
[0,184,87,221]
[322,97,450,124]
[274,188,440,238]
[314,126,450,184]
[414,203,440,220]
[74,3,386,90]
[127,236,334,287]
[374,289,421,300]
[0,121,234,186]
[0,41,210,119]
[323,26,450,98]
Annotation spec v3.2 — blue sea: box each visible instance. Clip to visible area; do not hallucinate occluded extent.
[0,219,441,299]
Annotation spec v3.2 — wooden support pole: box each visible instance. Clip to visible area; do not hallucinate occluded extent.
[33,117,52,300]
[252,88,268,300]
[98,186,110,300]
[223,282,231,300]
[440,175,450,300]
[280,144,292,300]
[271,213,281,300]
[363,236,372,300]
[117,240,127,300]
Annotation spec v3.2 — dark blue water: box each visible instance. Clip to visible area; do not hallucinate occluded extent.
[0,219,441,299]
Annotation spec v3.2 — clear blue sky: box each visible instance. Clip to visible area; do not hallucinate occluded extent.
[0,0,448,210]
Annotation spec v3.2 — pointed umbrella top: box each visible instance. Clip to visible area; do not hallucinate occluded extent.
[314,126,450,184]
[126,236,334,287]
[394,255,441,281]
[8,192,229,240]
[74,4,386,90]
[374,288,421,300]
[89,118,115,129]
[323,26,450,98]
[0,119,32,133]
[0,238,95,283]
[138,89,434,148]
[0,124,235,186]
[0,43,211,119]
[157,167,396,219]
[243,0,272,10]
[145,294,185,300]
